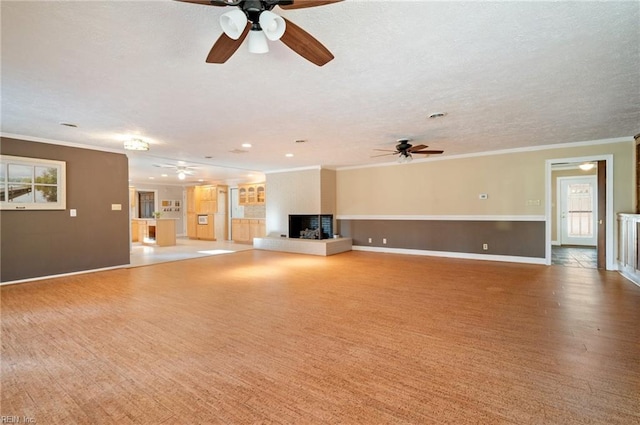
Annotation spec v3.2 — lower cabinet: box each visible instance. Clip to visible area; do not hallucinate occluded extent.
[136,219,177,246]
[187,213,197,239]
[188,214,215,241]
[232,219,265,243]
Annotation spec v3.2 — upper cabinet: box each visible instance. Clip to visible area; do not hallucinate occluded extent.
[238,182,266,206]
[195,185,217,214]
[186,185,218,214]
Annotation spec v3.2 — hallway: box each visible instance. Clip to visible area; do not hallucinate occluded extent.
[552,246,597,269]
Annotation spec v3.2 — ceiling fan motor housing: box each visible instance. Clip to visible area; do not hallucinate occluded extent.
[395,139,412,152]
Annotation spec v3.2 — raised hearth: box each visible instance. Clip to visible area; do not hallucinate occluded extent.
[254,236,352,256]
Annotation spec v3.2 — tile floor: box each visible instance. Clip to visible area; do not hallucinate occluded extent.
[131,239,599,270]
[129,237,253,267]
[551,245,598,269]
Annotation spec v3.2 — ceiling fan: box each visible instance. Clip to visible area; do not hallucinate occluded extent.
[176,0,342,66]
[373,139,444,163]
[153,164,198,180]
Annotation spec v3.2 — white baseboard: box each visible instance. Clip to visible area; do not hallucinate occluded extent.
[0,264,128,286]
[352,246,546,265]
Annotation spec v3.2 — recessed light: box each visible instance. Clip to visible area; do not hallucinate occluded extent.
[161,174,168,177]
[242,143,252,148]
[285,153,294,158]
[428,112,447,119]
[295,139,307,143]
[148,177,155,180]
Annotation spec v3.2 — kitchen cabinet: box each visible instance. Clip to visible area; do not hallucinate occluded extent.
[131,219,139,242]
[196,185,217,214]
[232,218,265,243]
[186,185,219,240]
[196,214,215,240]
[136,219,177,246]
[238,183,265,206]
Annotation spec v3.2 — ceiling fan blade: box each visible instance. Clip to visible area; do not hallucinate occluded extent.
[412,150,444,154]
[206,23,250,63]
[175,0,231,6]
[371,152,397,158]
[279,17,334,66]
[408,144,427,152]
[373,149,397,152]
[279,0,343,10]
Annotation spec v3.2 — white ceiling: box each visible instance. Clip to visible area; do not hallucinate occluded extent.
[2,0,639,185]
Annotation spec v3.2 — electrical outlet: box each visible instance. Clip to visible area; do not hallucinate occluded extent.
[368,238,372,243]
[383,238,387,244]
[483,243,488,250]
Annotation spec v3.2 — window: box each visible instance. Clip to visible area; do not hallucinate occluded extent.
[0,155,66,210]
[138,191,155,218]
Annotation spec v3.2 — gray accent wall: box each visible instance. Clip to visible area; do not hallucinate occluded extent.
[338,219,546,258]
[1,137,130,282]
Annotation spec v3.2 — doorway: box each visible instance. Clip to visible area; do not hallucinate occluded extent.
[546,155,613,270]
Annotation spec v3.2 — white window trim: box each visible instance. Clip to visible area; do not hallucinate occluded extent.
[0,155,67,210]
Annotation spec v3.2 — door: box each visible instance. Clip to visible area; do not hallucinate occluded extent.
[559,176,597,246]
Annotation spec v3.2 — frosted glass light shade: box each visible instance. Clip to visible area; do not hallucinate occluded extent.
[220,9,247,40]
[259,11,286,41]
[248,30,269,54]
[579,162,595,171]
[124,138,149,151]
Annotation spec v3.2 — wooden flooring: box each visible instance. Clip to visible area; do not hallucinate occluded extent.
[1,250,639,424]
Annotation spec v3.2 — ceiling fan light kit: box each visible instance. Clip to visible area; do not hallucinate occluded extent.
[177,0,342,66]
[397,152,413,163]
[220,8,248,39]
[259,10,286,40]
[248,29,269,53]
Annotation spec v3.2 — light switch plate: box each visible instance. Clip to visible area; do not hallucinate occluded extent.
[70,209,77,217]
[111,204,122,211]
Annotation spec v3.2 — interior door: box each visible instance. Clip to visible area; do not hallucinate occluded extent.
[560,176,597,246]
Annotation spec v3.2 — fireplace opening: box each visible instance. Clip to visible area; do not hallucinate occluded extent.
[289,214,333,240]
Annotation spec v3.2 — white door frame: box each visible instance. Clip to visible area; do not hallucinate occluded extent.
[545,154,614,269]
[557,175,598,246]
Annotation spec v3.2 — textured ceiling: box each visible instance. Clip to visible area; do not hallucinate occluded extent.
[1,0,639,185]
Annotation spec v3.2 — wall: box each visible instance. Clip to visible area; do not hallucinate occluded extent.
[336,140,634,261]
[1,137,130,282]
[636,135,639,213]
[320,169,337,215]
[265,167,337,236]
[132,184,185,235]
